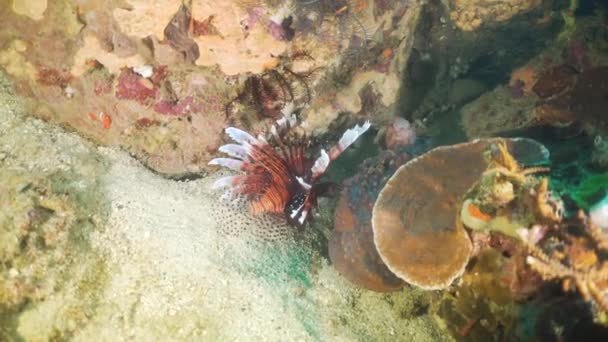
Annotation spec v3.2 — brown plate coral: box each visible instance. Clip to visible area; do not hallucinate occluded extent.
[371,138,549,290]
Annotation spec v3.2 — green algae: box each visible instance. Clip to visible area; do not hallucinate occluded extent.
[570,172,608,210]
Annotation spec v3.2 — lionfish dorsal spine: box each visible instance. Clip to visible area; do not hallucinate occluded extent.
[329,121,371,159]
[311,149,330,179]
[311,121,371,179]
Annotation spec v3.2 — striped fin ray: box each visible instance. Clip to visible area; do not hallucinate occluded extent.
[331,120,371,160]
[312,121,371,179]
[208,158,245,171]
[225,127,260,145]
[218,144,250,160]
[212,175,246,189]
[311,149,330,179]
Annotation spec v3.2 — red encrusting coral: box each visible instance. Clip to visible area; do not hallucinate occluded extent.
[37,66,72,88]
[115,68,157,104]
[154,96,199,116]
[94,79,113,96]
[135,117,160,130]
[150,65,168,86]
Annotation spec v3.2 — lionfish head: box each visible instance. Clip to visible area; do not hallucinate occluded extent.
[285,190,309,227]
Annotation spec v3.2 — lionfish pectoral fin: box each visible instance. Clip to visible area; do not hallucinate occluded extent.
[218,144,250,160]
[208,158,245,171]
[225,127,260,145]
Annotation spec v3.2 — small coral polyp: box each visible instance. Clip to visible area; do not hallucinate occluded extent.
[210,111,370,227]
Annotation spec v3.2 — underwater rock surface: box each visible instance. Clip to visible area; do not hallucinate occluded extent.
[0,0,422,176]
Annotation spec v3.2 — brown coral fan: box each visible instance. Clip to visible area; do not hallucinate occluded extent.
[517,213,608,313]
[371,140,510,290]
[370,138,551,290]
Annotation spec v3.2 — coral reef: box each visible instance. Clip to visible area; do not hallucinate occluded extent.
[0,74,109,340]
[372,138,547,291]
[459,140,556,238]
[330,137,551,292]
[461,14,608,139]
[0,68,452,341]
[434,247,526,340]
[401,0,562,130]
[460,85,538,138]
[0,0,422,176]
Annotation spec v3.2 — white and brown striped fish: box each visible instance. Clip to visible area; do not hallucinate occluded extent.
[210,114,370,227]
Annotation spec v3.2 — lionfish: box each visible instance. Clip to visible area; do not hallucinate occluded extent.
[209,114,371,226]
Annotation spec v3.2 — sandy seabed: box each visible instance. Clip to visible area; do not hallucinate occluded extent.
[0,72,451,341]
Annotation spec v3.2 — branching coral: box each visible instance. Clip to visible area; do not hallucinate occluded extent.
[517,212,608,314]
[460,139,557,238]
[482,141,550,184]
